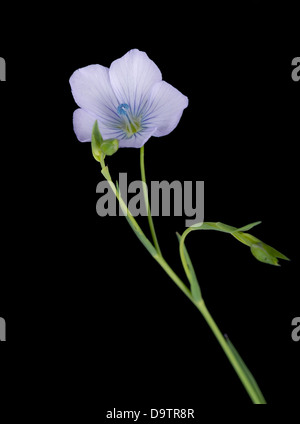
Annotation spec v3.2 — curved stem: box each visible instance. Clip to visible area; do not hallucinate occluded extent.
[179,227,266,404]
[140,145,162,257]
[178,228,202,299]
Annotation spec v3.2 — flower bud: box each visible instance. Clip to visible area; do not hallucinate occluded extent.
[100,139,119,156]
[91,121,103,162]
[91,121,119,161]
[250,242,279,266]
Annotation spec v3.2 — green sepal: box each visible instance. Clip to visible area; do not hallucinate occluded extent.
[250,241,290,266]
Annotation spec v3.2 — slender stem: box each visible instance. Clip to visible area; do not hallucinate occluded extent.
[180,228,265,403]
[99,160,265,404]
[100,161,191,300]
[140,145,162,257]
[155,255,193,301]
[155,243,264,403]
[195,300,265,404]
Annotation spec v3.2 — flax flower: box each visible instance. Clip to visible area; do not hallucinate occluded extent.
[70,49,188,148]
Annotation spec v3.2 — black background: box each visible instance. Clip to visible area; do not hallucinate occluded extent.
[0,6,299,412]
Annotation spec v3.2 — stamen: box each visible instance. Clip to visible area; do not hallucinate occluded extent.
[117,103,142,137]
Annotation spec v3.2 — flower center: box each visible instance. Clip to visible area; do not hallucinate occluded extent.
[117,103,142,137]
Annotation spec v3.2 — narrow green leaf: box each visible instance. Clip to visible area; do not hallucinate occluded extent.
[190,222,220,230]
[234,221,262,233]
[191,221,262,234]
[216,221,262,234]
[216,222,238,233]
[177,233,202,302]
[260,242,290,261]
[231,232,260,247]
[225,335,266,404]
[190,222,235,232]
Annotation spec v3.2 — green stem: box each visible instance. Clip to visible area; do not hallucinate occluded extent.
[158,251,265,403]
[179,227,266,404]
[155,255,193,301]
[98,160,265,404]
[195,299,265,404]
[140,145,162,257]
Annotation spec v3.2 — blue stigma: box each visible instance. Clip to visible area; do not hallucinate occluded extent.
[116,103,142,137]
[117,103,130,116]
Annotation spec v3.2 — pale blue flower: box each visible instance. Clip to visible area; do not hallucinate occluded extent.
[70,49,188,148]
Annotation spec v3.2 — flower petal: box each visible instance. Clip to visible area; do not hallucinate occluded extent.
[73,106,156,147]
[118,127,157,148]
[70,65,119,121]
[143,81,188,137]
[73,108,127,143]
[73,108,96,142]
[109,49,162,116]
